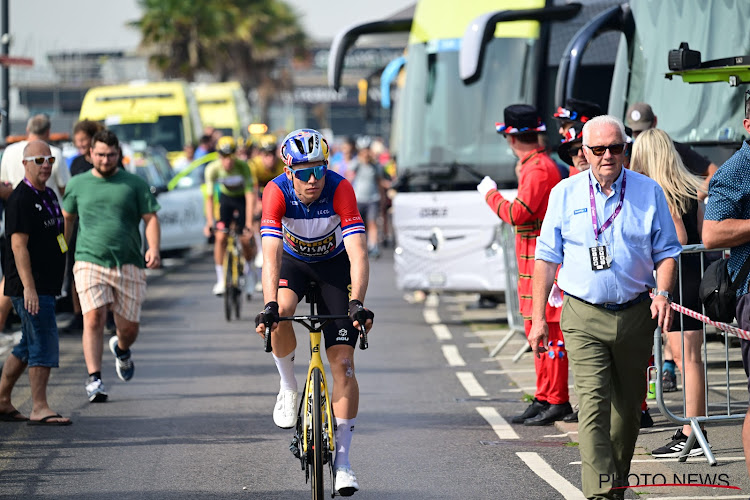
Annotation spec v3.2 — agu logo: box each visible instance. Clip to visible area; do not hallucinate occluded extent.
[336,328,349,342]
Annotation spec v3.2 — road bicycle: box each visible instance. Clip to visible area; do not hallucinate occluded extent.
[263,283,368,499]
[221,211,245,321]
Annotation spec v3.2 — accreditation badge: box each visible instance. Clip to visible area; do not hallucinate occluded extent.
[57,234,68,253]
[589,245,610,270]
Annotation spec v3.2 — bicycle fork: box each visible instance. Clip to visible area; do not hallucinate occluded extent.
[290,330,335,467]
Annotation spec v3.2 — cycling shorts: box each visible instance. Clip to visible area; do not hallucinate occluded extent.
[217,193,246,231]
[279,251,358,349]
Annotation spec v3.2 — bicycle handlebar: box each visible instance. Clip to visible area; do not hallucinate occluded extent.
[263,314,369,351]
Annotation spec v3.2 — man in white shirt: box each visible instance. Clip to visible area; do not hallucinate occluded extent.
[1,114,69,200]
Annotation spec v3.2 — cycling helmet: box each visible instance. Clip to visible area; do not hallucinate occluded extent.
[217,136,236,155]
[280,128,329,166]
[258,134,278,154]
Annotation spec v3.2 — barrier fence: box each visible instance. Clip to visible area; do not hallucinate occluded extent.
[653,244,748,466]
[489,222,527,361]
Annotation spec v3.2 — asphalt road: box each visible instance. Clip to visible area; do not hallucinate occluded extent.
[0,249,748,499]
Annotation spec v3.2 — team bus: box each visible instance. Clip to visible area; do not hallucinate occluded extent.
[557,0,749,167]
[79,81,203,165]
[329,0,618,295]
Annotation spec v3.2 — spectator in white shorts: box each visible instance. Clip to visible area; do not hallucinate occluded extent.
[62,129,161,403]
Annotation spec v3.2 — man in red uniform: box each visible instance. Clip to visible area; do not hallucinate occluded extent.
[476,104,572,425]
[554,99,602,176]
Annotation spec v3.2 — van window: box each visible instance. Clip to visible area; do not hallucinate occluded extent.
[107,116,184,153]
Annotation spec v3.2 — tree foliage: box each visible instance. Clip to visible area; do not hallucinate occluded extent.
[131,0,308,120]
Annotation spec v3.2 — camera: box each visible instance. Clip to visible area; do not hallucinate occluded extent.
[668,42,701,71]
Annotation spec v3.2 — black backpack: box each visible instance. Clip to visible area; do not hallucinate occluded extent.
[699,256,750,323]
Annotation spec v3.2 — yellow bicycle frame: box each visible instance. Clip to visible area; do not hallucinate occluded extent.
[302,330,335,457]
[222,230,242,287]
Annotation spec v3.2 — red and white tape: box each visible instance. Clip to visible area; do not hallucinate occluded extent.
[650,293,750,341]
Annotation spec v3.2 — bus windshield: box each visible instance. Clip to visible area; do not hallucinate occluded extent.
[398,37,539,191]
[108,116,185,153]
[619,0,750,145]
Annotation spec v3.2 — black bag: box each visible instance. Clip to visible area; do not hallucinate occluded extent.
[699,256,750,323]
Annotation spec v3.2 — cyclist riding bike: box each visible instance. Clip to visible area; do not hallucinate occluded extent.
[203,136,258,296]
[254,128,374,497]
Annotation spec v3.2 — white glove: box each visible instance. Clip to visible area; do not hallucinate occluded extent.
[548,283,564,308]
[477,176,497,198]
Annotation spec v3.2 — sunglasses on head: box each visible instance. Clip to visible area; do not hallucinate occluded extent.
[23,155,56,165]
[585,143,626,156]
[291,163,327,182]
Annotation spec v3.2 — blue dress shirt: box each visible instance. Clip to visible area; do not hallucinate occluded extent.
[536,167,681,305]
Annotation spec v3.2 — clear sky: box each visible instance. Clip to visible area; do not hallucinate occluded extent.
[10,0,414,67]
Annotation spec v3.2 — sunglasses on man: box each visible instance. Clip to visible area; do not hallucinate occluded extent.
[24,155,56,165]
[290,163,327,182]
[584,143,626,156]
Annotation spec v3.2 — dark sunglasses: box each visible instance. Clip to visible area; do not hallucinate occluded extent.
[23,155,56,165]
[585,143,626,156]
[291,164,327,182]
[569,145,583,156]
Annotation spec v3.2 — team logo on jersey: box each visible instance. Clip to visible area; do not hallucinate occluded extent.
[283,228,336,257]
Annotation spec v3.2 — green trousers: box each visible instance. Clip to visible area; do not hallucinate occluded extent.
[561,296,656,500]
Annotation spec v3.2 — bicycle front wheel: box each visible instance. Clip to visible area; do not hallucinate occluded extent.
[224,251,234,322]
[310,368,324,500]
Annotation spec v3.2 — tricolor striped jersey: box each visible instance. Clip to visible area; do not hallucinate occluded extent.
[260,171,365,263]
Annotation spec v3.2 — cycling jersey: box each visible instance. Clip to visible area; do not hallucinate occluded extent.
[204,158,256,198]
[260,170,365,263]
[249,156,285,193]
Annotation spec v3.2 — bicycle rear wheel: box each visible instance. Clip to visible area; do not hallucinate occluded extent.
[310,368,324,500]
[224,251,234,322]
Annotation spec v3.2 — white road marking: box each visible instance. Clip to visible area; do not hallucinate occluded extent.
[431,324,452,340]
[517,452,586,500]
[442,345,466,366]
[456,371,487,397]
[476,407,519,440]
[484,369,536,375]
[466,342,486,348]
[423,309,440,325]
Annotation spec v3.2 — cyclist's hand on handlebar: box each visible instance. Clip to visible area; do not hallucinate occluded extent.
[255,301,280,336]
[348,299,374,333]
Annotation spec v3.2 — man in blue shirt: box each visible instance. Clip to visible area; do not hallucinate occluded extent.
[702,90,750,485]
[531,115,681,499]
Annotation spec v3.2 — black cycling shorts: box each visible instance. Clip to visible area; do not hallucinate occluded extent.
[279,251,357,349]
[218,193,246,231]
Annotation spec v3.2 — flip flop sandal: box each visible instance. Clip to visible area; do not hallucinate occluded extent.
[27,414,72,426]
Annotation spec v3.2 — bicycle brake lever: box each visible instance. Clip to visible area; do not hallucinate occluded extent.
[358,325,368,350]
[264,324,272,353]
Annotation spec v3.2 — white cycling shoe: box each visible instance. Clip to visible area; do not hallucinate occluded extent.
[273,389,297,429]
[212,281,225,296]
[334,466,359,496]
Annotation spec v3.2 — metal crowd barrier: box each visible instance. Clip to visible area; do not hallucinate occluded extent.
[489,222,528,362]
[653,244,747,466]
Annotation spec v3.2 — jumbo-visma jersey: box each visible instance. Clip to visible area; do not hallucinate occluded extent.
[260,170,365,263]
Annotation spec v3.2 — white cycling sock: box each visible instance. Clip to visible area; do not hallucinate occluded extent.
[215,264,223,283]
[333,417,356,468]
[274,351,297,392]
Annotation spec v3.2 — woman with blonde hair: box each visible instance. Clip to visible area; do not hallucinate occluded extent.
[631,128,708,457]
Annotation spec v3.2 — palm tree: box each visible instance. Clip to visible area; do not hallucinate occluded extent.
[132,0,308,122]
